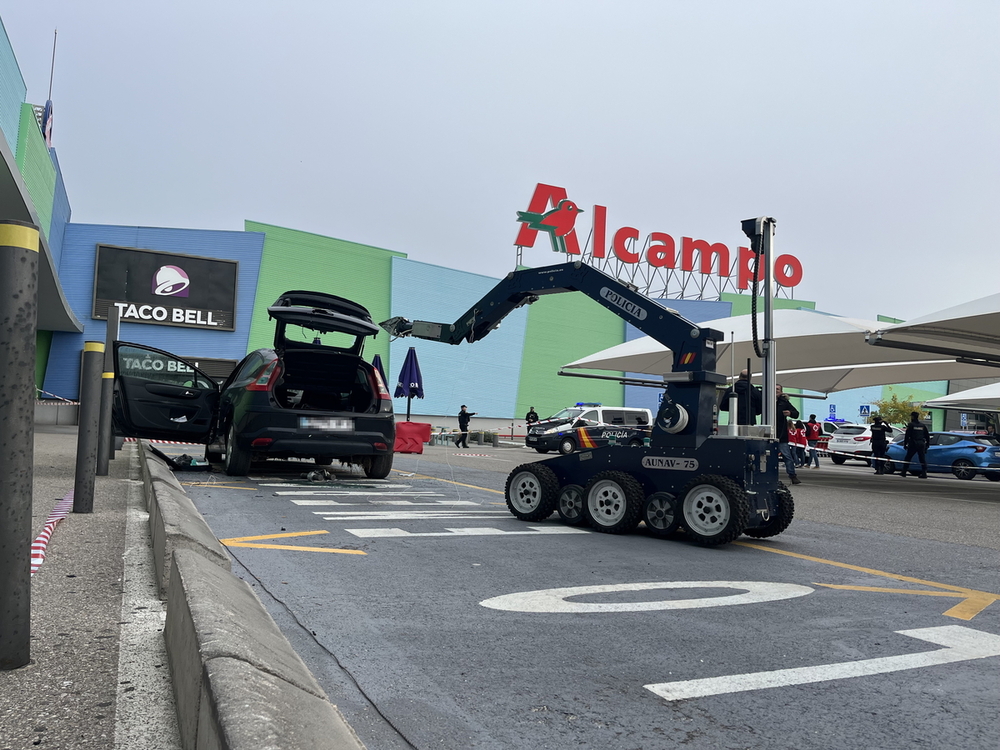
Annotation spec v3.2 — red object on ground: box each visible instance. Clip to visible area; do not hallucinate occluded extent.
[394,422,432,454]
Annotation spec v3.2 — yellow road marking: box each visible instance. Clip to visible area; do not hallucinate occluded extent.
[736,541,999,620]
[219,529,366,556]
[392,469,504,494]
[221,530,329,543]
[226,542,365,555]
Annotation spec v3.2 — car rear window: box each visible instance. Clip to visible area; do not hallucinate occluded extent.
[835,426,866,436]
[970,436,1000,446]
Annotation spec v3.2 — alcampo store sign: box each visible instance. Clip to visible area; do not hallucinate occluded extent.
[514,183,803,289]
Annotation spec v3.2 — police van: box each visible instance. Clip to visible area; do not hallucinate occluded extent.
[525,403,654,454]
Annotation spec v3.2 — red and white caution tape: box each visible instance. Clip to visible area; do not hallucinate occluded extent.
[30,492,74,576]
[123,437,203,446]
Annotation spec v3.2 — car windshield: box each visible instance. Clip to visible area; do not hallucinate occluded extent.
[283,323,359,350]
[548,408,584,421]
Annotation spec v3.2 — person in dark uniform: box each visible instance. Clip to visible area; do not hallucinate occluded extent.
[775,385,801,485]
[720,369,763,427]
[454,405,477,448]
[900,411,930,478]
[525,407,539,425]
[869,414,894,474]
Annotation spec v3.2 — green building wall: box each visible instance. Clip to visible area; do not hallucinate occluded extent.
[244,221,404,367]
[515,294,625,420]
[15,103,54,240]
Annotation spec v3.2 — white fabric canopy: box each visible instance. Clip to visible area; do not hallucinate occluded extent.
[564,309,1000,393]
[867,293,1000,363]
[923,382,1000,412]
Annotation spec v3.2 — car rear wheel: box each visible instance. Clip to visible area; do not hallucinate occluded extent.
[556,484,587,525]
[533,448,550,454]
[628,438,644,448]
[223,423,251,477]
[883,460,896,474]
[364,453,393,479]
[558,437,577,455]
[951,459,976,480]
[985,472,1000,482]
[505,464,558,521]
[583,471,643,534]
[830,455,846,465]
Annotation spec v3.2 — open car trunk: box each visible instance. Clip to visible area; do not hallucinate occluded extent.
[273,343,377,413]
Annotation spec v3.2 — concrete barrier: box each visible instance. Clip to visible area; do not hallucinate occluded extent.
[138,442,365,750]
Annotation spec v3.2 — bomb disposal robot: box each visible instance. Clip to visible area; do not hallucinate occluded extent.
[381,220,791,546]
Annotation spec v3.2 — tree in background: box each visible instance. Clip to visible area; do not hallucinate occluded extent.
[869,393,927,426]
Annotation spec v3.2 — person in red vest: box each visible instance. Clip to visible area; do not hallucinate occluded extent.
[790,420,809,467]
[804,414,823,469]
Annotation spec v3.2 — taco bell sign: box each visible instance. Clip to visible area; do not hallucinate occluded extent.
[92,245,238,330]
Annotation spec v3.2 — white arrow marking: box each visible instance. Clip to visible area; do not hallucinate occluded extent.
[345,526,589,538]
[645,625,1000,701]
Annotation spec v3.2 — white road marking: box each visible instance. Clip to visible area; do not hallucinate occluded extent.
[345,526,590,538]
[277,490,444,496]
[645,625,1000,701]
[290,499,475,506]
[317,511,511,521]
[259,482,412,489]
[480,581,814,614]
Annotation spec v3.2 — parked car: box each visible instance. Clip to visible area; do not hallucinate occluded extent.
[826,423,904,465]
[112,290,395,477]
[884,432,1000,480]
[525,404,653,454]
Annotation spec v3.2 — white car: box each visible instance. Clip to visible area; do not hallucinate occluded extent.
[827,423,904,465]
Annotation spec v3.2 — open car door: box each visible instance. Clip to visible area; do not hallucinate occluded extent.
[113,342,219,443]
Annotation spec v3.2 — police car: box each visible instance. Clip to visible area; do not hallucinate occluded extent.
[525,403,653,454]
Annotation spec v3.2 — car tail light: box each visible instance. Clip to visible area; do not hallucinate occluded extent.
[973,446,987,453]
[373,442,388,451]
[853,436,870,442]
[246,360,281,391]
[251,438,274,448]
[371,368,391,401]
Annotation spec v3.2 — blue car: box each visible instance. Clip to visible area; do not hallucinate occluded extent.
[884,432,1000,481]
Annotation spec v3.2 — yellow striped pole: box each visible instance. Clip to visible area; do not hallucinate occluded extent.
[0,219,40,670]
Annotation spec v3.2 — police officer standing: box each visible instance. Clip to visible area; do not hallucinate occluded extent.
[525,407,539,425]
[900,411,930,479]
[869,414,894,474]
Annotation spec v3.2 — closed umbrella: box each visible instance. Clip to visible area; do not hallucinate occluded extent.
[371,354,388,387]
[394,346,424,421]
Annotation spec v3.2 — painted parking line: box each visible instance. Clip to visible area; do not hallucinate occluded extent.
[645,625,1000,701]
[290,499,478,506]
[736,541,1000,620]
[345,526,589,538]
[317,511,512,522]
[220,530,366,555]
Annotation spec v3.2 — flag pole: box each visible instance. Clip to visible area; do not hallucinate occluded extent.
[48,30,57,100]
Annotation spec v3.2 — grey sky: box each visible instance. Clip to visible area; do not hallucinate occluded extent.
[3,1,997,322]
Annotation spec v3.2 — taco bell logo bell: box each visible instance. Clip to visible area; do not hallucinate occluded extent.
[152,265,190,297]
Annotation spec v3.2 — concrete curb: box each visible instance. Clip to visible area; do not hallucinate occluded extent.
[137,441,366,750]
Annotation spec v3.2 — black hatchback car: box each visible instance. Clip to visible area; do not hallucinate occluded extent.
[112,290,395,477]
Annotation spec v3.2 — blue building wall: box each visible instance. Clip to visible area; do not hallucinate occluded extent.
[43,223,265,399]
[624,298,732,413]
[389,257,529,420]
[47,148,71,267]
